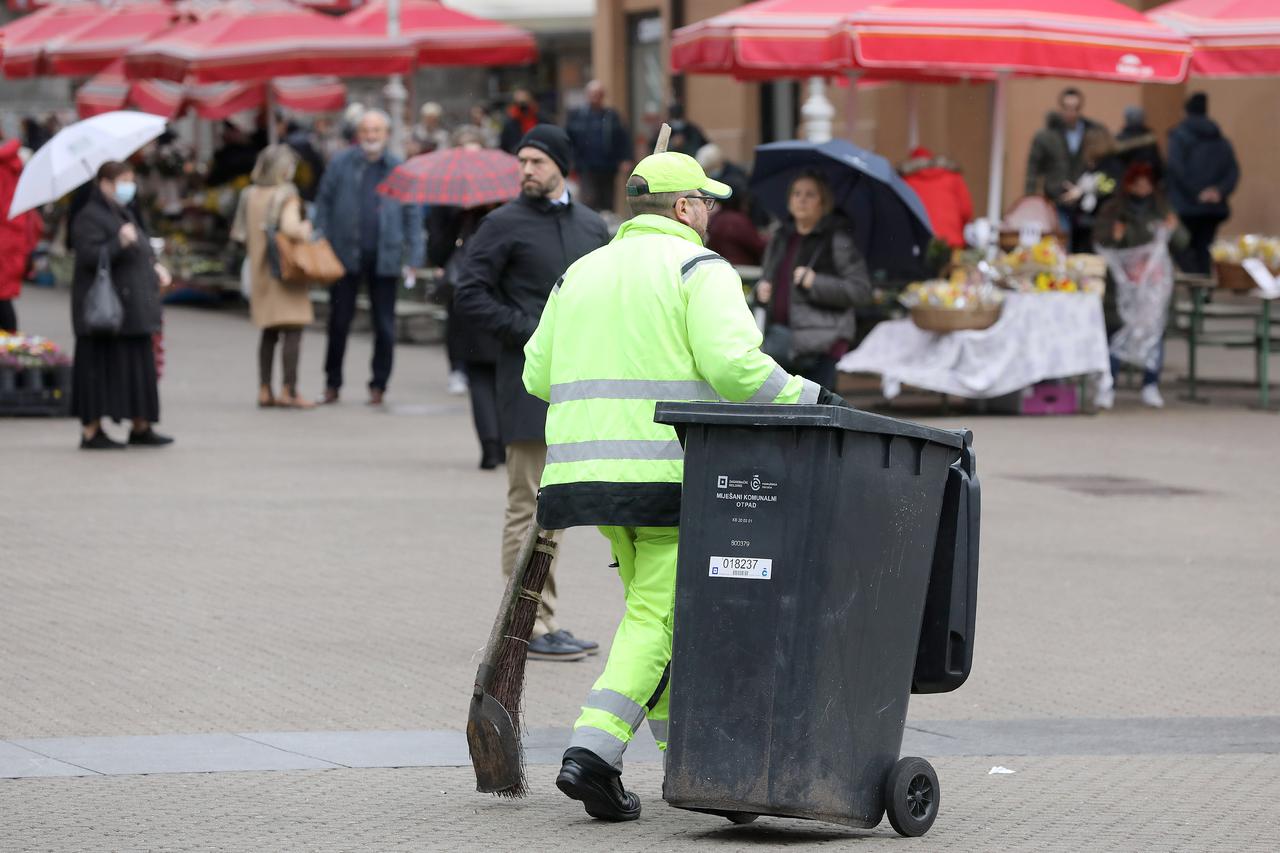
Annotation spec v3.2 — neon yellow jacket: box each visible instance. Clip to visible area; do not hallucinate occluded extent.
[523,213,820,529]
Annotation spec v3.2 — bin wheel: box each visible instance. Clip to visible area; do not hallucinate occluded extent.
[724,812,758,825]
[885,757,939,837]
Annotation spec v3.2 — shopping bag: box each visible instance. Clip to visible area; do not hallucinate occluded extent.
[83,248,124,334]
[1097,231,1173,372]
[275,234,344,286]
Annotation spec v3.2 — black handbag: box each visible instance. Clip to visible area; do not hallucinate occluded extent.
[760,322,794,369]
[84,247,124,334]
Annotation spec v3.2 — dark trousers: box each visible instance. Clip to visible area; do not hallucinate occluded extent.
[579,170,618,212]
[259,326,303,389]
[1178,214,1226,275]
[0,299,16,333]
[325,258,397,392]
[465,361,501,447]
[794,353,839,392]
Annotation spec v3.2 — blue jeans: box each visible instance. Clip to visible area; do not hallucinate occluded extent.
[1111,340,1164,388]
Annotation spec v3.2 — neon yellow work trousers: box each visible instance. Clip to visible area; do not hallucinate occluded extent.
[568,525,678,768]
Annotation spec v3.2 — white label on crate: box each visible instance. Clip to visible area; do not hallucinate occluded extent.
[708,556,772,580]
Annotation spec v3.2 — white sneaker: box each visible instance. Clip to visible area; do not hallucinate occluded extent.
[447,370,468,396]
[1140,384,1164,409]
[1095,386,1115,410]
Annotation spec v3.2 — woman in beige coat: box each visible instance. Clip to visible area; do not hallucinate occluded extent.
[232,145,316,408]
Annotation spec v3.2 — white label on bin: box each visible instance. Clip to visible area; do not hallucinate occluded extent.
[708,556,772,580]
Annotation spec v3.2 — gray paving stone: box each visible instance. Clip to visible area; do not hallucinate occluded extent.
[9,734,340,776]
[0,741,93,779]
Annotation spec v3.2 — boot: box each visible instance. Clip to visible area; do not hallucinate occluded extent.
[556,747,641,822]
[480,440,505,470]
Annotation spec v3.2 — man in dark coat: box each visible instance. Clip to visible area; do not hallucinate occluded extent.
[454,125,610,662]
[1024,88,1101,236]
[1167,92,1240,274]
[1115,105,1163,186]
[565,80,633,213]
[499,88,545,154]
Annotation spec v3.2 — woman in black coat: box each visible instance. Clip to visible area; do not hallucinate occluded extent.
[70,161,173,450]
[754,172,871,391]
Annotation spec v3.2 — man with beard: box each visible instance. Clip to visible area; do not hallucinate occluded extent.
[453,125,610,662]
[315,110,423,406]
[521,152,824,821]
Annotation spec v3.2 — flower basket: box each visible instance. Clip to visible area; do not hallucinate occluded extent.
[1214,261,1258,292]
[911,304,1002,333]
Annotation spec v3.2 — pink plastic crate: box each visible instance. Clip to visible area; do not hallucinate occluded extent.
[1020,381,1079,416]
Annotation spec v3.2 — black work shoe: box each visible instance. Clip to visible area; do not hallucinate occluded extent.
[80,431,126,450]
[552,629,599,656]
[557,748,641,822]
[128,428,174,447]
[527,632,587,662]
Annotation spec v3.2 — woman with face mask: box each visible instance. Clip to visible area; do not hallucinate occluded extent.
[69,161,173,450]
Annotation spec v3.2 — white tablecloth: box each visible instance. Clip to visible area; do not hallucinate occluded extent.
[838,292,1112,400]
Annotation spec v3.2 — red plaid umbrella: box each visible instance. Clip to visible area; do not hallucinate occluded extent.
[378,147,521,208]
[342,0,536,67]
[1152,0,1280,78]
[125,2,414,83]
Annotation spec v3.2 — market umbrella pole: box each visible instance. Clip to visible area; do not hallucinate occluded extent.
[385,0,408,159]
[985,71,1009,226]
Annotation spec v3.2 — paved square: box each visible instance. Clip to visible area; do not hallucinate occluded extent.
[2,286,1278,849]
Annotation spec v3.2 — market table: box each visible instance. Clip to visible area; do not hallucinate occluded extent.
[837,292,1111,404]
[1173,275,1280,410]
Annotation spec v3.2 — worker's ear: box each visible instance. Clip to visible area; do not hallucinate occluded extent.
[673,197,694,228]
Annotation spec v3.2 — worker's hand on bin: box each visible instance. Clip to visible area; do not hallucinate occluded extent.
[817,386,853,408]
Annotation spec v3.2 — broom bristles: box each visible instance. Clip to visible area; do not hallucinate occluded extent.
[484,539,556,798]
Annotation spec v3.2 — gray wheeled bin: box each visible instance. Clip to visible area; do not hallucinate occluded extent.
[653,402,979,837]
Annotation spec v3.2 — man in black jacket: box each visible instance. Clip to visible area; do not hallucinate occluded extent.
[454,125,611,662]
[1167,92,1240,274]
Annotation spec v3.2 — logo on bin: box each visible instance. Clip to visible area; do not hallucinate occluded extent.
[717,475,729,488]
[751,475,761,491]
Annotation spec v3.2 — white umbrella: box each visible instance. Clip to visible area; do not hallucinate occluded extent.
[8,111,167,219]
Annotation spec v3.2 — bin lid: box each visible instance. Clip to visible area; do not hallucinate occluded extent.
[654,402,968,450]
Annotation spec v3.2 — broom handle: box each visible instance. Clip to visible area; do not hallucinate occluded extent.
[474,521,546,693]
[654,122,671,154]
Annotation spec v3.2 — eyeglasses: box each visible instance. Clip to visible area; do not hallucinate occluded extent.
[676,194,716,212]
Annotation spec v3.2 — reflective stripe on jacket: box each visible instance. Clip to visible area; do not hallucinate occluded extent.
[523,213,821,529]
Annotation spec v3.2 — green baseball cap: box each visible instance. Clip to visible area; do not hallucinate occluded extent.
[627,152,733,200]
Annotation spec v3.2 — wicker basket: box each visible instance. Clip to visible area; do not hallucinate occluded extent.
[911,303,1002,333]
[1214,260,1261,291]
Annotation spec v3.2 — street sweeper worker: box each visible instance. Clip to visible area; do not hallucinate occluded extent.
[522,151,829,822]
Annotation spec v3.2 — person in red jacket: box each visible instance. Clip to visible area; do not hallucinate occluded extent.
[900,146,974,249]
[0,139,43,332]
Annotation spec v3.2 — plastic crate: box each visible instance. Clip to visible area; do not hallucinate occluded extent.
[0,365,73,417]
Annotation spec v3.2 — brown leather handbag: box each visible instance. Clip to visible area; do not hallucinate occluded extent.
[275,231,344,286]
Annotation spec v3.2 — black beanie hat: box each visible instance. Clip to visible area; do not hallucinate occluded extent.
[1186,92,1208,116]
[517,124,572,176]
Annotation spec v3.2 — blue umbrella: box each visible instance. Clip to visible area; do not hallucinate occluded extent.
[749,139,934,281]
